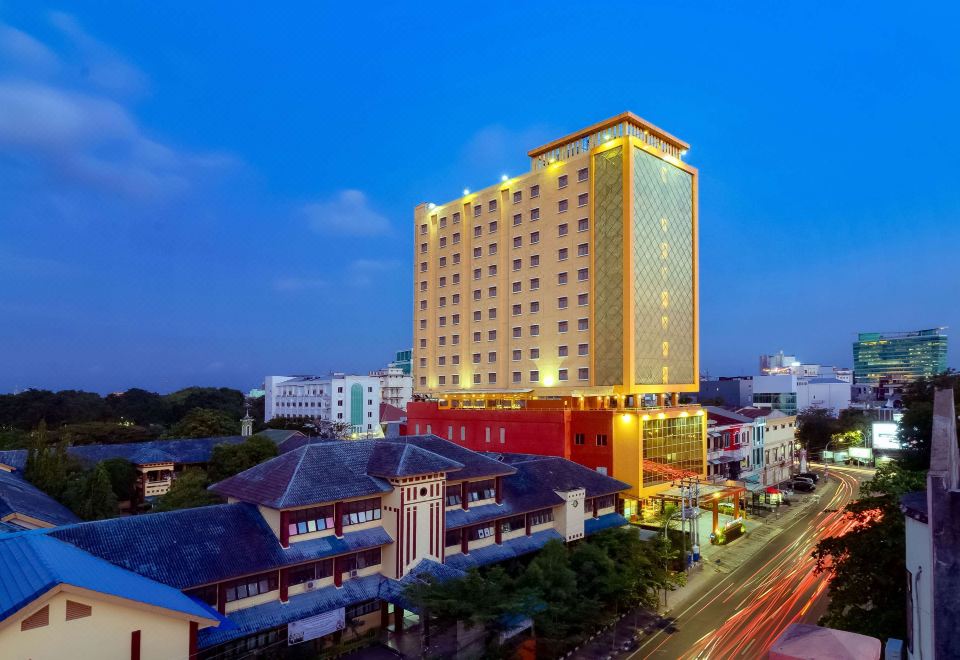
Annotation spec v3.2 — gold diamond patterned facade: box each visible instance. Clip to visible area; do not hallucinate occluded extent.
[593,146,624,387]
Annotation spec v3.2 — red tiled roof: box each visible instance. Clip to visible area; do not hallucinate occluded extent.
[379,402,406,422]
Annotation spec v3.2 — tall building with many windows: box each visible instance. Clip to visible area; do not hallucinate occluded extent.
[408,113,705,511]
[853,328,948,385]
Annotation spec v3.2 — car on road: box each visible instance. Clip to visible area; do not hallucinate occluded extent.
[796,471,820,483]
[792,476,815,486]
[790,479,816,492]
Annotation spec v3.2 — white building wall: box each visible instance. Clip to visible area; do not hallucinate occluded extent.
[905,515,933,660]
[371,367,413,410]
[264,374,381,432]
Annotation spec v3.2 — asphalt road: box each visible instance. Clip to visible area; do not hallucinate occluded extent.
[628,466,869,660]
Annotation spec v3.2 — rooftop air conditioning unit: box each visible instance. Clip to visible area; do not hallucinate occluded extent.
[349,569,359,578]
[305,580,318,591]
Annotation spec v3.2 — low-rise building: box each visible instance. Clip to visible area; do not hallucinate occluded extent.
[752,374,851,416]
[370,366,413,410]
[0,466,80,532]
[704,408,756,483]
[901,388,960,660]
[0,435,629,659]
[699,377,753,408]
[265,373,382,435]
[737,408,794,486]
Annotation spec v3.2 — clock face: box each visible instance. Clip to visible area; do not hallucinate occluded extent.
[572,500,579,508]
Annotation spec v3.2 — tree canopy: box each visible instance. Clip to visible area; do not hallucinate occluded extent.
[166,407,240,439]
[812,462,926,640]
[897,371,960,471]
[208,434,278,482]
[154,468,221,512]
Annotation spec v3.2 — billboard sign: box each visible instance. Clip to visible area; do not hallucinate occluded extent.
[873,422,901,450]
[849,447,873,460]
[288,608,345,645]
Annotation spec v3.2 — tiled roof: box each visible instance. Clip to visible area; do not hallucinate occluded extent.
[389,436,517,480]
[48,503,390,589]
[0,451,27,471]
[198,574,386,649]
[704,407,751,426]
[498,455,630,505]
[445,500,528,530]
[209,443,393,508]
[384,559,467,612]
[0,532,215,623]
[584,513,629,535]
[445,529,563,571]
[68,436,249,466]
[0,470,80,528]
[379,402,406,423]
[366,443,464,478]
[257,429,307,446]
[127,447,175,465]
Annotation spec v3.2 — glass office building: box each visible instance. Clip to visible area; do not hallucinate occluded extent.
[853,328,948,385]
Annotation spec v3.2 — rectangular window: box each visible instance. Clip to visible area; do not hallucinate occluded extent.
[512,326,522,338]
[487,329,496,341]
[513,191,522,204]
[558,345,568,357]
[488,286,497,297]
[453,211,461,223]
[578,193,588,207]
[530,325,540,337]
[558,320,568,333]
[420,281,428,291]
[558,272,568,285]
[512,371,521,382]
[446,489,462,507]
[488,307,497,319]
[578,343,589,356]
[472,353,481,364]
[530,207,540,221]
[529,301,539,313]
[489,221,498,233]
[558,247,569,261]
[473,289,481,300]
[440,216,447,228]
[420,262,427,272]
[513,213,522,226]
[512,304,522,316]
[453,273,461,284]
[578,318,589,331]
[500,515,525,533]
[488,243,498,256]
[558,368,568,381]
[529,370,539,382]
[474,225,482,238]
[578,367,589,381]
[512,281,521,293]
[512,258,522,271]
[488,372,497,384]
[438,375,445,385]
[596,434,608,446]
[439,236,447,248]
[574,433,585,445]
[530,231,540,244]
[558,296,568,309]
[452,374,460,384]
[224,572,279,602]
[530,277,540,290]
[488,200,497,212]
[473,311,481,322]
[578,293,589,306]
[445,528,461,547]
[289,559,334,585]
[453,253,461,264]
[467,479,496,502]
[452,293,460,304]
[558,223,568,237]
[342,548,382,573]
[513,236,522,249]
[558,174,568,188]
[577,243,589,256]
[577,167,588,182]
[453,232,460,244]
[487,351,497,363]
[529,348,540,359]
[577,268,589,281]
[558,199,568,213]
[341,497,382,527]
[529,508,553,526]
[512,349,522,361]
[420,224,428,235]
[530,255,540,267]
[346,599,381,620]
[578,217,589,232]
[473,204,481,217]
[530,184,540,198]
[473,247,482,258]
[467,524,495,541]
[452,314,460,325]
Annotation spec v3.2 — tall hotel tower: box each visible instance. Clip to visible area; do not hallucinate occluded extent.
[407,113,705,515]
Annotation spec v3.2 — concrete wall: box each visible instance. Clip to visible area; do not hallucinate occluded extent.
[905,515,933,660]
[1,591,195,660]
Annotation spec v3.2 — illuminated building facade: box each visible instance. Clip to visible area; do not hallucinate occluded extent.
[853,328,948,386]
[409,112,705,510]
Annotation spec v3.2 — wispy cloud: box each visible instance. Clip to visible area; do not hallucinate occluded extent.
[0,14,237,207]
[301,189,392,237]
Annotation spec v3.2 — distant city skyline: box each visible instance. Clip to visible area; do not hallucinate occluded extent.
[1,2,957,394]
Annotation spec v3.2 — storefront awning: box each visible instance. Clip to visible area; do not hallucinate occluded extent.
[708,455,739,465]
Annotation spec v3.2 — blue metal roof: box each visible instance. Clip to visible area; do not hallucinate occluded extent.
[584,513,629,535]
[444,529,564,571]
[0,470,80,528]
[0,451,27,471]
[390,436,517,480]
[48,503,391,589]
[0,532,215,622]
[197,574,387,649]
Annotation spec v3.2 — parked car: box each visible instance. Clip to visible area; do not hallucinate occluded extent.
[796,471,820,483]
[790,479,816,493]
[793,476,815,486]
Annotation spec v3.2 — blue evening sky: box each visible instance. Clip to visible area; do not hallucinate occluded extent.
[1,2,957,393]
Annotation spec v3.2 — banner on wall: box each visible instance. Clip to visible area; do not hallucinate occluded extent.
[288,608,345,645]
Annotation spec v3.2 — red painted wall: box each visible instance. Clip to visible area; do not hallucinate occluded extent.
[405,403,614,474]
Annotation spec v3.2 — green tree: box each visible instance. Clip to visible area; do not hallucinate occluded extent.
[76,464,119,520]
[208,434,278,482]
[154,468,221,512]
[59,421,152,446]
[167,407,239,438]
[163,387,244,425]
[812,462,926,640]
[897,371,960,470]
[796,408,840,453]
[99,458,140,502]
